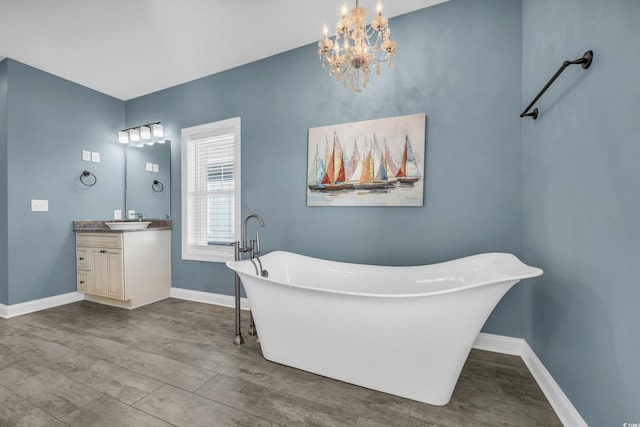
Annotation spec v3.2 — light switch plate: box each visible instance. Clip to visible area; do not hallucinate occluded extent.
[146,162,153,172]
[91,152,101,163]
[113,209,122,220]
[31,199,49,212]
[127,210,135,219]
[152,164,159,173]
[82,150,91,161]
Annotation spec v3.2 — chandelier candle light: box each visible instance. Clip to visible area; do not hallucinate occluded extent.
[318,0,396,93]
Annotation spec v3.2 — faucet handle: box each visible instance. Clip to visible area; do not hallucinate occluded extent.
[255,232,261,255]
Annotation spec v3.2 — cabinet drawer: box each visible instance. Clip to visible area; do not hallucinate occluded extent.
[77,270,90,292]
[76,233,123,249]
[77,248,90,269]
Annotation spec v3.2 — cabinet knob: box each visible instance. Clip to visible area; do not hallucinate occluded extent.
[79,280,85,284]
[100,250,107,253]
[79,257,84,260]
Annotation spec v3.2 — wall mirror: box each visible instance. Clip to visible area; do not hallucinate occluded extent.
[125,140,171,219]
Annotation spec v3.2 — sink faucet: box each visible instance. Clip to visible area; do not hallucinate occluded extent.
[134,213,144,222]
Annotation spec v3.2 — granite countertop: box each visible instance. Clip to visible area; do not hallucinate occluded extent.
[73,219,172,232]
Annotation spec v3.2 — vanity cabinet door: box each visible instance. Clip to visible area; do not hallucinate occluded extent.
[105,250,124,300]
[90,248,125,300]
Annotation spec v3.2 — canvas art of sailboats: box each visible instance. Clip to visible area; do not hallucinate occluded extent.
[307,113,426,207]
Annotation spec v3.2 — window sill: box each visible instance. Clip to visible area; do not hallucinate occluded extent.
[182,245,234,263]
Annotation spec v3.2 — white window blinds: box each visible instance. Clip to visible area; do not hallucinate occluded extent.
[187,132,235,246]
[182,118,240,262]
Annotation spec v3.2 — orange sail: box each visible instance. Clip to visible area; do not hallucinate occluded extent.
[321,131,346,184]
[396,142,408,178]
[321,145,335,184]
[396,135,421,184]
[360,149,372,183]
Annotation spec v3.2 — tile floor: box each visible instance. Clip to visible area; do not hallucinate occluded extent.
[0,299,562,426]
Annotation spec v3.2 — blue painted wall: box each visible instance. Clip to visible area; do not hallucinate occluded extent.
[0,59,8,305]
[522,0,640,424]
[3,59,125,305]
[127,0,525,336]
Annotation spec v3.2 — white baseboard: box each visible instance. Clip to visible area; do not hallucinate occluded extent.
[474,333,587,427]
[0,292,85,319]
[170,287,250,310]
[473,331,524,356]
[520,340,588,427]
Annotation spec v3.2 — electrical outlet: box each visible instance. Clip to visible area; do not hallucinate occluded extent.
[152,164,159,173]
[82,150,91,161]
[146,162,153,172]
[31,199,49,212]
[91,152,101,163]
[114,209,122,220]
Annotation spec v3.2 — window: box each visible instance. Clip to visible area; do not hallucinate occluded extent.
[181,117,240,262]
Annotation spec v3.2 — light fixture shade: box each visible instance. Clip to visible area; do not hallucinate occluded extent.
[140,126,151,139]
[118,131,129,143]
[152,123,163,137]
[130,128,140,142]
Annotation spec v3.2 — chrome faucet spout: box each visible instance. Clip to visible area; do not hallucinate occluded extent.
[242,213,264,245]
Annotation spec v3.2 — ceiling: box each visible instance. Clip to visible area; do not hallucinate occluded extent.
[0,0,447,101]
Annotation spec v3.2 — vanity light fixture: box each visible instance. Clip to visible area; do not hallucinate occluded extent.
[118,121,163,144]
[140,126,151,139]
[129,128,140,142]
[118,131,128,144]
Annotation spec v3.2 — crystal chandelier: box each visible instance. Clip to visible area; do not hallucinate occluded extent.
[318,0,396,93]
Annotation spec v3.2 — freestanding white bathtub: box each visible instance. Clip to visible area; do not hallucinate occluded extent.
[226,251,542,406]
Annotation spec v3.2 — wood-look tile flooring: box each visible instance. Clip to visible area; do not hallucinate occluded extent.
[0,299,562,426]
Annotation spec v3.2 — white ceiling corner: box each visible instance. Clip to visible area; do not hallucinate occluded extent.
[0,0,448,100]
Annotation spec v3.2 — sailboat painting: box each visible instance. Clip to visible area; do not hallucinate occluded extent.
[307,113,426,206]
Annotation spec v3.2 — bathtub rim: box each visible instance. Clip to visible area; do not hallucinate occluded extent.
[226,251,543,299]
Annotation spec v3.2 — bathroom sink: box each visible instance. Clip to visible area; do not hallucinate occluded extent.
[106,221,151,231]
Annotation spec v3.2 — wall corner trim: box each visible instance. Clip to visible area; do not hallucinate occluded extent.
[0,292,85,319]
[474,333,588,427]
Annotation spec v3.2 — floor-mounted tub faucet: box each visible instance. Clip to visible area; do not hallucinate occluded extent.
[233,213,265,345]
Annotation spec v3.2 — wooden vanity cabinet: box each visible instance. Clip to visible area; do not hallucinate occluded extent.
[75,230,170,309]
